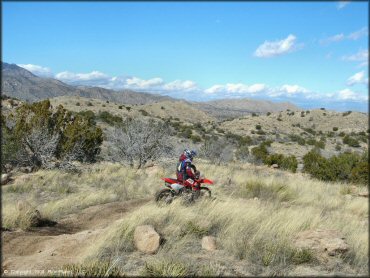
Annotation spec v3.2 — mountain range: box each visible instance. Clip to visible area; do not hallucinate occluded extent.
[2,62,299,119]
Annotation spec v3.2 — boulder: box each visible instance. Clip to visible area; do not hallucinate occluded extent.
[271,164,279,169]
[1,173,11,185]
[201,236,217,251]
[134,225,161,254]
[294,229,349,256]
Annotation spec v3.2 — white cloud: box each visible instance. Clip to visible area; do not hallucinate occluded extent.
[337,1,350,10]
[342,49,369,67]
[163,80,198,91]
[338,88,367,101]
[348,27,368,40]
[347,71,369,86]
[254,34,299,58]
[279,85,309,94]
[320,27,368,45]
[55,70,110,83]
[205,83,267,94]
[320,34,345,44]
[125,77,164,89]
[17,64,53,77]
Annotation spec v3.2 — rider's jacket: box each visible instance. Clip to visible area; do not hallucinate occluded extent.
[176,157,196,182]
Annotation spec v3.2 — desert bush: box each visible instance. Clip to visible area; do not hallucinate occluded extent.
[264,154,298,173]
[342,111,352,116]
[106,118,173,168]
[335,144,342,151]
[199,137,233,165]
[235,145,250,161]
[333,127,338,131]
[252,113,258,117]
[75,102,81,106]
[251,141,272,163]
[343,135,360,147]
[2,100,102,169]
[126,106,131,111]
[303,149,367,184]
[118,105,123,109]
[225,132,252,146]
[190,134,202,143]
[255,124,262,130]
[266,112,271,116]
[87,102,93,106]
[97,111,123,126]
[339,131,346,137]
[289,134,305,146]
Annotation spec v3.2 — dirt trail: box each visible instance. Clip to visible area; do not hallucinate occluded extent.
[2,198,151,273]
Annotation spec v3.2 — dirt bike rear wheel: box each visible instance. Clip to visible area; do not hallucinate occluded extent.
[155,188,174,205]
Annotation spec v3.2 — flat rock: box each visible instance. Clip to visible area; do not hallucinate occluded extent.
[294,229,349,256]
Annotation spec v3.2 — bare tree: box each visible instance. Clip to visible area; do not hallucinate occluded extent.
[199,137,233,165]
[19,126,60,169]
[107,118,174,168]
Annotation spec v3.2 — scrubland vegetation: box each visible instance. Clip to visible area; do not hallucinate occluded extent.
[1,98,368,276]
[2,161,368,276]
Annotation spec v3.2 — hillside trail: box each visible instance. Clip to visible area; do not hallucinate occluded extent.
[2,197,152,273]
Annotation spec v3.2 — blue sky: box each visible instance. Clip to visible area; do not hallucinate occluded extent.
[3,1,369,111]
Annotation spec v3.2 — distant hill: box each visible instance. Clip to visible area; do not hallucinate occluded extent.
[2,62,300,119]
[194,99,299,120]
[2,62,174,105]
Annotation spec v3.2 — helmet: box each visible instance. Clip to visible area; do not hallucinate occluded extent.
[184,149,197,160]
[184,149,192,158]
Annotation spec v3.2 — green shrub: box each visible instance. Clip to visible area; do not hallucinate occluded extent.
[343,135,360,147]
[161,106,165,110]
[86,102,93,106]
[303,150,367,184]
[251,144,268,163]
[126,106,131,111]
[97,111,123,125]
[266,112,271,116]
[252,113,258,117]
[264,153,298,173]
[190,135,202,143]
[255,124,262,130]
[75,102,80,106]
[335,144,342,151]
[118,105,123,109]
[77,110,96,124]
[5,100,102,164]
[256,130,266,135]
[342,111,352,116]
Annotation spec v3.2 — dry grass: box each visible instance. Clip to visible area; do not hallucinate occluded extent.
[2,161,368,275]
[2,162,164,229]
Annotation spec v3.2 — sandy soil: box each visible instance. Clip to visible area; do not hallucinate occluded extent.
[2,198,151,275]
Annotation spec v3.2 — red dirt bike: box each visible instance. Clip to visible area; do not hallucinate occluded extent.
[155,172,214,205]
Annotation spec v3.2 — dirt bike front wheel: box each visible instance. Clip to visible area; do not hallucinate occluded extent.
[155,188,174,205]
[193,187,212,200]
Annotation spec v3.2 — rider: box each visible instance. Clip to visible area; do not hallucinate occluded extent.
[176,149,198,190]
